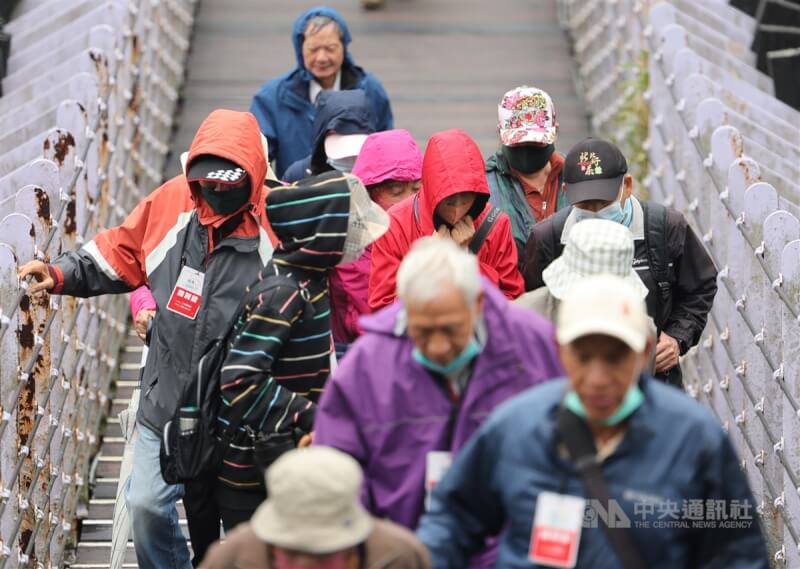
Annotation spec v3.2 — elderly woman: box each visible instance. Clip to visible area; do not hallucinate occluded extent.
[418,274,769,569]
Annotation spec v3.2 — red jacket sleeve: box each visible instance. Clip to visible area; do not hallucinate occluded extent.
[478,214,524,300]
[368,227,407,313]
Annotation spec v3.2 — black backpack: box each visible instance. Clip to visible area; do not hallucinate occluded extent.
[159,273,302,484]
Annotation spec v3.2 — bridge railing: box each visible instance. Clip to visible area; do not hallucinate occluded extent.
[560,0,800,566]
[0,0,196,566]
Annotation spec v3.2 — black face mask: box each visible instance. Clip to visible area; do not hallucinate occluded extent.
[502,143,555,174]
[200,183,251,215]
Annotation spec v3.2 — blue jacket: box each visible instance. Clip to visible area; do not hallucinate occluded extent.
[283,89,376,183]
[250,6,393,179]
[418,376,769,569]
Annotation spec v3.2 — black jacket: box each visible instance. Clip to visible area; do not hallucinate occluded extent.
[522,199,718,373]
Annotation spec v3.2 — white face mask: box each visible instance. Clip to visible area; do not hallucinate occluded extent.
[340,175,390,264]
[327,155,357,173]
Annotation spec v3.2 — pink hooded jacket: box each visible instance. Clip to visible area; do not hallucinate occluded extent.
[330,130,423,344]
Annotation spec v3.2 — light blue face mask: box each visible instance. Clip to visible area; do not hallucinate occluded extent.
[574,196,633,227]
[563,384,644,426]
[413,337,482,376]
[327,155,357,173]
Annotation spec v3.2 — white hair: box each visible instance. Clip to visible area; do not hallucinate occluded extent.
[397,237,481,306]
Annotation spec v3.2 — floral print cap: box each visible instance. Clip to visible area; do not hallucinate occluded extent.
[497,86,558,146]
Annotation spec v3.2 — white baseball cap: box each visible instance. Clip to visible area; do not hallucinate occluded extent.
[325,133,369,160]
[556,274,650,352]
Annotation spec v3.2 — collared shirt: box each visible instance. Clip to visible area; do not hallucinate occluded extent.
[309,70,342,105]
[560,196,645,245]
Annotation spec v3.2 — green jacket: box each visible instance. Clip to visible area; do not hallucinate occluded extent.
[485,150,569,267]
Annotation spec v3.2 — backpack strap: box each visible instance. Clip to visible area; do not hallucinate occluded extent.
[556,407,647,569]
[549,205,571,258]
[468,207,502,255]
[642,202,672,331]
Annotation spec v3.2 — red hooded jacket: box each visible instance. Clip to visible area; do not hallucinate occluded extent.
[368,129,523,312]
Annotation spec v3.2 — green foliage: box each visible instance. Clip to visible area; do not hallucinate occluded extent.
[613,50,650,199]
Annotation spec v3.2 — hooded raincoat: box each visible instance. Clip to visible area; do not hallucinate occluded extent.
[216,171,354,508]
[368,129,524,312]
[250,6,393,179]
[282,89,376,183]
[313,282,562,556]
[329,129,423,344]
[47,110,276,434]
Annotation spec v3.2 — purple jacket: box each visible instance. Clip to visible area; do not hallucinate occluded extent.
[314,281,563,530]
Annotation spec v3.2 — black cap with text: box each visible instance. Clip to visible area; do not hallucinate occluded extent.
[563,138,628,205]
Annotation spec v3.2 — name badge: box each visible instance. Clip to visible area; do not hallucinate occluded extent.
[424,451,452,511]
[528,491,585,568]
[166,266,205,320]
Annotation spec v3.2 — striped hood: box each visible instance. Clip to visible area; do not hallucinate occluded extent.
[266,171,351,272]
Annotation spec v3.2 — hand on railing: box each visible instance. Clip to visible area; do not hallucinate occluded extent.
[17,260,54,294]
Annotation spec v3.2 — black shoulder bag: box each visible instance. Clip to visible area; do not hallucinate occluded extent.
[556,407,646,569]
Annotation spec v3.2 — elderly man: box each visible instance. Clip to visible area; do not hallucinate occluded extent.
[369,129,524,312]
[200,447,431,569]
[522,138,717,387]
[251,6,393,178]
[315,237,562,567]
[418,274,769,569]
[486,86,569,267]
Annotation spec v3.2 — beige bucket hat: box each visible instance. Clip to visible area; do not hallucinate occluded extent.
[251,447,374,554]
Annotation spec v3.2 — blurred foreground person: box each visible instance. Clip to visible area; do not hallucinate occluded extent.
[316,237,562,567]
[200,447,430,569]
[419,274,768,569]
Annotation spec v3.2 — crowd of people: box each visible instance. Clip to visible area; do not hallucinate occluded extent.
[17,5,770,569]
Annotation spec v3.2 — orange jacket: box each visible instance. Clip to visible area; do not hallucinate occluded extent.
[50,110,278,432]
[51,109,276,294]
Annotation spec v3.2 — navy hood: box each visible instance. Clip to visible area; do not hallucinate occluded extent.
[308,89,376,174]
[292,6,355,81]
